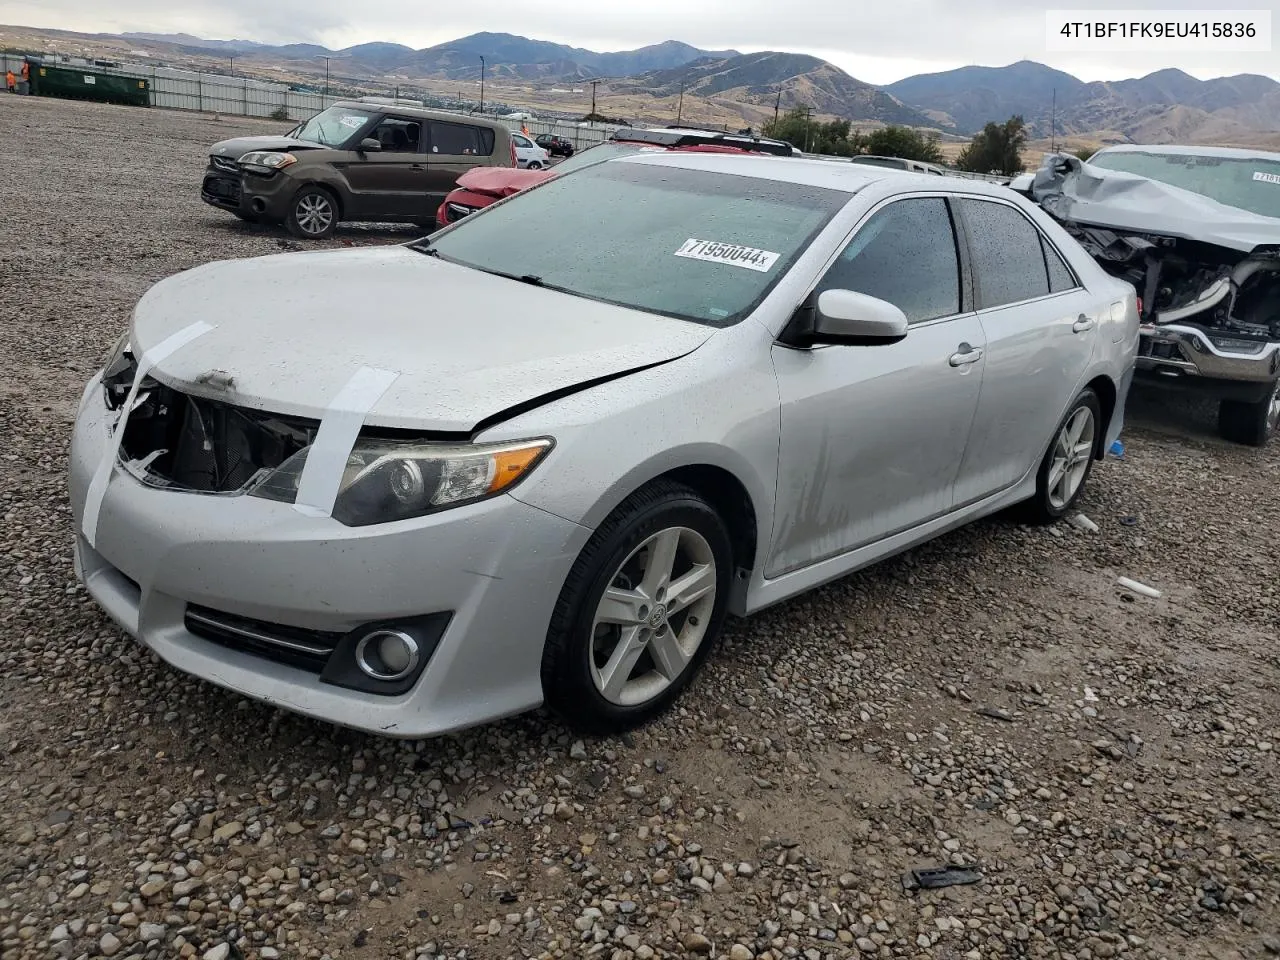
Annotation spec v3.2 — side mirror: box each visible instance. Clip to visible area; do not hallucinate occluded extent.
[807,289,909,345]
[358,138,382,153]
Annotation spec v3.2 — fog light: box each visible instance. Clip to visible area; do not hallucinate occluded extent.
[354,629,420,682]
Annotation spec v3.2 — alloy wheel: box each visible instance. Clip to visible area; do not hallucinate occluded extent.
[295,194,334,236]
[589,527,718,706]
[1047,406,1095,510]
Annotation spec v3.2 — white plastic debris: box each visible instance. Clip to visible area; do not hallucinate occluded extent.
[1083,686,1099,703]
[1068,513,1099,533]
[1117,576,1162,599]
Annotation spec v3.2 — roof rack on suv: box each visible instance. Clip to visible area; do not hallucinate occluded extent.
[609,127,796,157]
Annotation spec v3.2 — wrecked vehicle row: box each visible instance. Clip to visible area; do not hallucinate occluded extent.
[1019,145,1280,445]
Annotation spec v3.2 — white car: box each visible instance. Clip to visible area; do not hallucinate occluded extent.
[511,132,551,170]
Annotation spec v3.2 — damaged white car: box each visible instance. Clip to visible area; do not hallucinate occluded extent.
[1017,145,1280,445]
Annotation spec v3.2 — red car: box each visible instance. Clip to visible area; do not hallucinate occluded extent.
[434,127,796,229]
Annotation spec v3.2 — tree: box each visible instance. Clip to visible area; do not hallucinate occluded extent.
[862,126,943,164]
[1071,146,1094,162]
[763,107,866,155]
[956,115,1028,176]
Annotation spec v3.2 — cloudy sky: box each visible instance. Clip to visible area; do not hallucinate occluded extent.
[0,0,1274,83]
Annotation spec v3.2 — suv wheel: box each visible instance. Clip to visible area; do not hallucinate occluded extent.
[1022,388,1100,524]
[541,481,732,733]
[1218,379,1280,447]
[287,186,338,240]
[527,161,543,170]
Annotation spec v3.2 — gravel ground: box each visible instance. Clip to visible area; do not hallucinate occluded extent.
[1,95,1278,960]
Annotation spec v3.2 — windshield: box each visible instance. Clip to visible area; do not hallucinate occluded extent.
[1089,150,1280,219]
[425,160,849,327]
[293,106,374,147]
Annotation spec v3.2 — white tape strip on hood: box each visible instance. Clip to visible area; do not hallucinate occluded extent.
[293,366,400,519]
[81,321,214,548]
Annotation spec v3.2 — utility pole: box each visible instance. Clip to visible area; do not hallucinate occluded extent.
[676,80,684,125]
[318,55,331,104]
[773,87,782,128]
[229,55,235,76]
[479,55,485,114]
[802,106,814,153]
[589,78,600,118]
[1050,87,1057,153]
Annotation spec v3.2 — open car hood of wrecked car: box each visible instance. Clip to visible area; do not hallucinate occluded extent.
[128,246,714,434]
[1030,154,1280,254]
[453,166,556,198]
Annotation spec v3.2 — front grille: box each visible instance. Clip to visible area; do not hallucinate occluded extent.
[185,604,343,672]
[203,176,240,201]
[210,155,240,173]
[119,384,318,495]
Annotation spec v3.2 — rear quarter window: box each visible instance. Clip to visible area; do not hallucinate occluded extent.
[430,121,494,157]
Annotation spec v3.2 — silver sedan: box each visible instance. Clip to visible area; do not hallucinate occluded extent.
[68,152,1138,736]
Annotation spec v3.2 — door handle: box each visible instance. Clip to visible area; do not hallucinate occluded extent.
[949,344,983,367]
[1073,314,1095,333]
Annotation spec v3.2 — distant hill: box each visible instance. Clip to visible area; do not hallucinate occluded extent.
[884,59,1280,140]
[624,51,934,126]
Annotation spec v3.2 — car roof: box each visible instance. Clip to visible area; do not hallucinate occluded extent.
[1093,143,1280,162]
[614,150,1020,198]
[332,99,509,129]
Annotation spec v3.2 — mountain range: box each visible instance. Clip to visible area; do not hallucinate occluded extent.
[26,28,1280,143]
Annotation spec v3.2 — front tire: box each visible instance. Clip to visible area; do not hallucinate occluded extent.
[527,161,542,170]
[1023,388,1101,524]
[541,481,733,733]
[1218,380,1280,447]
[286,186,338,239]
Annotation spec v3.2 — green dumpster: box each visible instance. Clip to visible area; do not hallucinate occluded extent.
[27,61,149,107]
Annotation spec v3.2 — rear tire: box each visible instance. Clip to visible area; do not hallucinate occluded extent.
[286,186,338,240]
[541,481,732,733]
[527,161,543,170]
[1218,380,1280,447]
[1022,388,1101,524]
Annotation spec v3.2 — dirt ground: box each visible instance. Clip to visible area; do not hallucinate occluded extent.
[0,95,1277,960]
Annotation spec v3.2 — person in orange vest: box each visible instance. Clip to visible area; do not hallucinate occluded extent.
[5,70,15,94]
[20,60,29,84]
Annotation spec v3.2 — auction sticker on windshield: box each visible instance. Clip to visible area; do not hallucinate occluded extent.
[675,239,780,272]
[1255,171,1280,185]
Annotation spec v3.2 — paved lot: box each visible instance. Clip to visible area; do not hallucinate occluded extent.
[1,95,1277,960]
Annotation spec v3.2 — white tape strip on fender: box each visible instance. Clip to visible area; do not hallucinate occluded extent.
[81,321,214,548]
[292,366,400,518]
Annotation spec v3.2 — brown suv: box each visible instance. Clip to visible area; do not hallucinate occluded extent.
[201,100,515,239]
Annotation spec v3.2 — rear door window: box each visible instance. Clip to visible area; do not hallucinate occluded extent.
[1041,235,1078,293]
[958,198,1052,309]
[816,197,961,324]
[366,116,423,153]
[429,121,491,157]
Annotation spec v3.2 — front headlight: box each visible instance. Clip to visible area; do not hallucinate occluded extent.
[251,437,553,526]
[238,151,297,170]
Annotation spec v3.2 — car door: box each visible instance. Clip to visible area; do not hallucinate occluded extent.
[767,195,986,578]
[950,197,1101,506]
[426,121,495,200]
[337,115,430,221]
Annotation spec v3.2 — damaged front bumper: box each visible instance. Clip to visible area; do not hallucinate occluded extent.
[68,374,590,737]
[1138,322,1280,398]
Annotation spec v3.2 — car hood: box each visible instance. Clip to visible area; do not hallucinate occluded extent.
[209,134,326,159]
[130,246,714,433]
[454,166,555,198]
[1031,153,1280,254]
